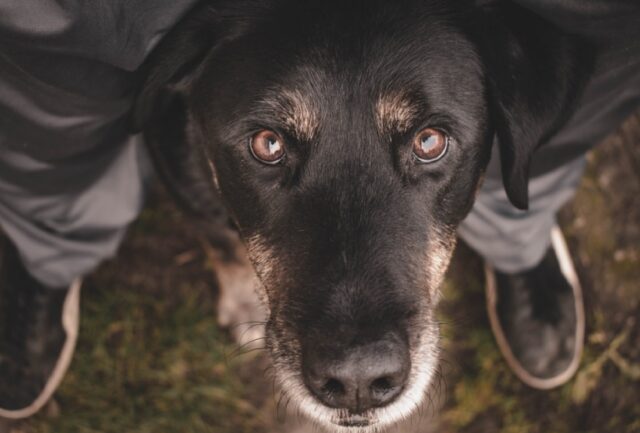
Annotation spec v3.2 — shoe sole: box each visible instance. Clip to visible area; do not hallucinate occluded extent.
[485,226,585,390]
[0,278,81,420]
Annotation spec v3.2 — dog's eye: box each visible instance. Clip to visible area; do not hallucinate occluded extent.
[412,128,448,163]
[250,130,286,164]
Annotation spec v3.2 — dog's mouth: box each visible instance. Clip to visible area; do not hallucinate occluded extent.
[337,414,372,428]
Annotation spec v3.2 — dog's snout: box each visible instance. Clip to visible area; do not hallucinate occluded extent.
[303,334,410,413]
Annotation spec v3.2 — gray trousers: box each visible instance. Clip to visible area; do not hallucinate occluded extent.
[0,50,152,288]
[0,0,197,288]
[1,1,639,288]
[459,152,586,274]
[0,45,150,287]
[0,137,150,288]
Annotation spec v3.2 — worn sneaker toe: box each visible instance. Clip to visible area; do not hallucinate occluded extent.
[485,226,585,389]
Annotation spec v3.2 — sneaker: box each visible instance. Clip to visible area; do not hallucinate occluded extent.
[484,226,585,389]
[0,240,81,420]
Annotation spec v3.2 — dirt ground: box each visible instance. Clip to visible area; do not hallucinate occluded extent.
[12,113,640,433]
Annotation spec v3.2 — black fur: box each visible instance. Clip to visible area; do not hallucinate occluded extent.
[132,0,593,427]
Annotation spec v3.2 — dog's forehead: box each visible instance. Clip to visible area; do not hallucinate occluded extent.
[204,1,484,146]
[251,30,476,127]
[252,73,456,144]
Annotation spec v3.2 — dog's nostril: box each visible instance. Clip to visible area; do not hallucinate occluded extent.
[322,378,346,396]
[370,376,393,394]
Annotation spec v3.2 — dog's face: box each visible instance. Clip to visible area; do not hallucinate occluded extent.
[136,0,591,430]
[189,2,489,428]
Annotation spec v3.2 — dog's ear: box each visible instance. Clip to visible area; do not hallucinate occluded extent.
[475,4,593,210]
[131,4,228,220]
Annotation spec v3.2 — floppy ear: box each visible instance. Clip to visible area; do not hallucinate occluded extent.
[132,3,228,221]
[476,3,593,210]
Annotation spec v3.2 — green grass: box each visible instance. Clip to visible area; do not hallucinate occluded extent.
[29,276,261,433]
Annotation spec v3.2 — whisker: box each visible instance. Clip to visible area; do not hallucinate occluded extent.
[227,320,268,331]
[236,322,267,342]
[225,336,267,361]
[228,343,267,360]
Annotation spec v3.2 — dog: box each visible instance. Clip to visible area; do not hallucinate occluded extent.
[131,0,593,430]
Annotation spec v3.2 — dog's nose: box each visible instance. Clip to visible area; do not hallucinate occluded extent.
[302,334,410,413]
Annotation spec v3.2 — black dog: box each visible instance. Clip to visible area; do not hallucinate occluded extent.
[132,0,592,430]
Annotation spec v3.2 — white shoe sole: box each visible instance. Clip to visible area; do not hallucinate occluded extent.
[0,278,81,420]
[485,226,585,390]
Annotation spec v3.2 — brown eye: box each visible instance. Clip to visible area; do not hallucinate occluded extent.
[412,128,449,163]
[250,130,286,164]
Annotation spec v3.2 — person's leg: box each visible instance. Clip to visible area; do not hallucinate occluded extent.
[0,134,150,419]
[458,146,587,389]
[0,1,198,421]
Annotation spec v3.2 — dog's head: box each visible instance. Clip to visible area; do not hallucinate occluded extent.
[134,0,591,430]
